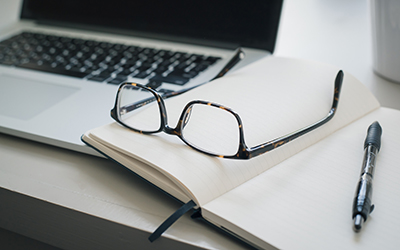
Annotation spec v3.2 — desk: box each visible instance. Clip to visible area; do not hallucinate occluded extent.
[1,1,400,249]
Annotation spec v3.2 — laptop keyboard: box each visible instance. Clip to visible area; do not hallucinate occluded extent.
[0,31,221,87]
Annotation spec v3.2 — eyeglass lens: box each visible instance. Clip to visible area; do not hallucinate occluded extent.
[118,84,161,132]
[117,85,240,156]
[181,103,240,156]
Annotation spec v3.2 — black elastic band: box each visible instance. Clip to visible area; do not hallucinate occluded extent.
[148,200,196,242]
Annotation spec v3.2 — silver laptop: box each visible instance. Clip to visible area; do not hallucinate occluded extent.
[0,0,283,156]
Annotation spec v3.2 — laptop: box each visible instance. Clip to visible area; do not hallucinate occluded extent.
[0,0,283,156]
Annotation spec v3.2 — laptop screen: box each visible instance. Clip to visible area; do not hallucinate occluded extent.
[20,0,283,53]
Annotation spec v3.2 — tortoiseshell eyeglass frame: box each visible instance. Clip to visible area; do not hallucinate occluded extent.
[110,70,344,160]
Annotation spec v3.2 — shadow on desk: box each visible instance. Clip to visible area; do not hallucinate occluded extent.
[0,226,61,250]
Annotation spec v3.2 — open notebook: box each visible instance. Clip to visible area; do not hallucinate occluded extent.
[82,57,400,249]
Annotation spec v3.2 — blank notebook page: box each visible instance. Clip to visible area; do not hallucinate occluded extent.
[203,107,400,250]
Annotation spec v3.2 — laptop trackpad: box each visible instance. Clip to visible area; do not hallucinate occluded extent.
[0,75,79,120]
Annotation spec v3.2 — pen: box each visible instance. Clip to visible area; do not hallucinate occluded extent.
[352,121,382,232]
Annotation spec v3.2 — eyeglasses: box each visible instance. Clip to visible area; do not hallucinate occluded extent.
[111,61,343,160]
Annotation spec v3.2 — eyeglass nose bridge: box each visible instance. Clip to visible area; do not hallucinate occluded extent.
[164,102,195,137]
[182,106,193,129]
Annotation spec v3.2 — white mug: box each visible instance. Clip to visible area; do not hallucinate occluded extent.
[370,0,400,83]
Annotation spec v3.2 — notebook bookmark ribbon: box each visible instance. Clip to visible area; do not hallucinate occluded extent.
[148,200,196,242]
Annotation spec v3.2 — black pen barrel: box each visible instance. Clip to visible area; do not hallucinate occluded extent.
[352,173,373,222]
[352,122,382,232]
[364,121,382,151]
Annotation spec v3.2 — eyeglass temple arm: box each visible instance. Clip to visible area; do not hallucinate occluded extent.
[210,47,245,81]
[247,70,344,159]
[112,48,245,116]
[118,94,160,114]
[162,47,245,99]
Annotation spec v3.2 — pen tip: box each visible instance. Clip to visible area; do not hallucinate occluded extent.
[353,214,364,232]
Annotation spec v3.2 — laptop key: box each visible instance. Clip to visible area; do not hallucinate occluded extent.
[192,63,209,73]
[205,56,221,65]
[158,89,174,95]
[0,60,14,66]
[149,74,189,85]
[107,76,127,85]
[135,71,152,79]
[146,80,162,89]
[17,62,88,78]
[169,70,198,79]
[88,75,110,82]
